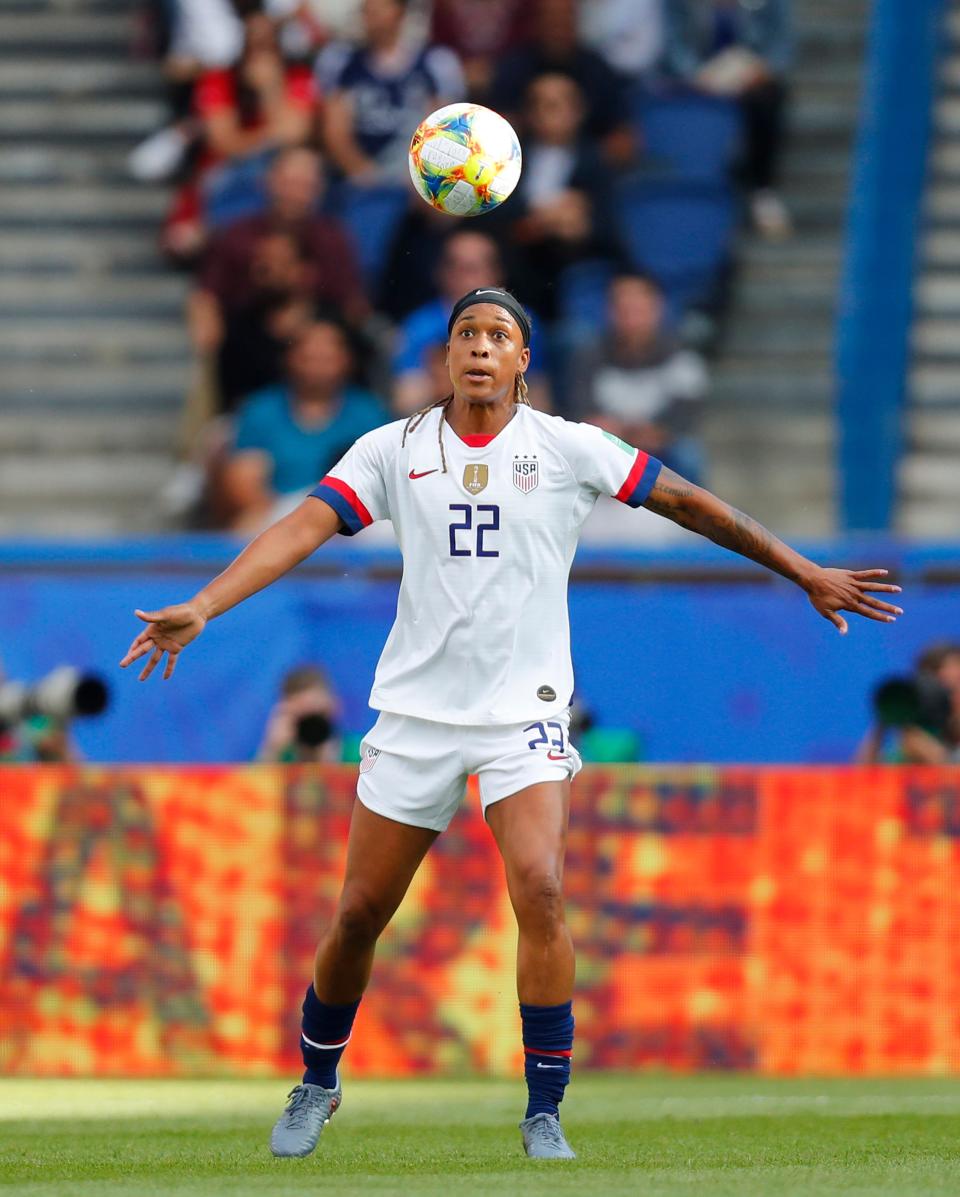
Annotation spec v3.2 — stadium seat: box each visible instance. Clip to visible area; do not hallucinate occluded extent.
[635,92,743,181]
[327,183,410,290]
[614,176,738,314]
[556,259,616,337]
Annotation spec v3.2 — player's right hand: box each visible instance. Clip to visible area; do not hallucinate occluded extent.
[119,602,207,681]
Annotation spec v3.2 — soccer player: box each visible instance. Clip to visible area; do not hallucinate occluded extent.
[120,288,903,1161]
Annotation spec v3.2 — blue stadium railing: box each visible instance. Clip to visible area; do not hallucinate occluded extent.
[836,0,948,531]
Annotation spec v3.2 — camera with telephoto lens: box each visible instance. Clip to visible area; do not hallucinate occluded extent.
[294,711,333,748]
[0,667,109,732]
[872,674,952,737]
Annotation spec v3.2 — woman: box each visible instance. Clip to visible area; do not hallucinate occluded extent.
[121,288,902,1161]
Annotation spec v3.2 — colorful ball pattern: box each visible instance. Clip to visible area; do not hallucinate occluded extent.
[408,103,522,218]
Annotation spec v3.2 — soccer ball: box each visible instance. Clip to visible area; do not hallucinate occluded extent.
[408,103,522,218]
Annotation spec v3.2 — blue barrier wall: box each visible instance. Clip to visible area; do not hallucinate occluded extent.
[1,538,957,764]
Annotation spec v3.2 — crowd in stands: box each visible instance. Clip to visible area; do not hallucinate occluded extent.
[135,0,794,532]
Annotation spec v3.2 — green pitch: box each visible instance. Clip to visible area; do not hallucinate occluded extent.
[3,1075,960,1197]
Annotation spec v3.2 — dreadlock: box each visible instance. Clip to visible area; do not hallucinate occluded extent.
[401,373,531,473]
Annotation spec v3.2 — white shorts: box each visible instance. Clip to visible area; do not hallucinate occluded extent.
[356,710,583,832]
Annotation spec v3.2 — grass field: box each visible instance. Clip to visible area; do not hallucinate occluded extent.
[3,1075,960,1197]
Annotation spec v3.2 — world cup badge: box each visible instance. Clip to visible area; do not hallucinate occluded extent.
[463,463,488,494]
[513,455,539,493]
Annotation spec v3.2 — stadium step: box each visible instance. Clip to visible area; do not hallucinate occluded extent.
[3,362,188,408]
[0,59,160,100]
[0,274,185,319]
[906,409,960,451]
[0,230,169,274]
[0,453,175,502]
[710,368,834,407]
[0,318,187,363]
[0,99,166,142]
[0,145,131,184]
[0,185,168,227]
[0,412,178,455]
[0,12,133,56]
[908,363,960,405]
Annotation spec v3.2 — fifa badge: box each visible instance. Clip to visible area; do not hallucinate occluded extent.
[513,455,539,494]
[463,464,489,494]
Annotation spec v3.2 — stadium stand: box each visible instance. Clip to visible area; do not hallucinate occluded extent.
[0,0,879,540]
[703,0,869,537]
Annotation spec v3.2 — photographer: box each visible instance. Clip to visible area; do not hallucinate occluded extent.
[258,664,342,762]
[0,663,108,763]
[858,641,960,765]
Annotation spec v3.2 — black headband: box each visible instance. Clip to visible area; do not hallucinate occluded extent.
[447,288,532,347]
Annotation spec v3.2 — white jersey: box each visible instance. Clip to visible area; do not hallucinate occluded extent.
[311,405,662,725]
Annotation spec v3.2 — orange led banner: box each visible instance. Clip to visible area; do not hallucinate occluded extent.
[1,765,958,1076]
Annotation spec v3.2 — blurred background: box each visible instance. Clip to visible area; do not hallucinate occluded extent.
[1,0,959,1080]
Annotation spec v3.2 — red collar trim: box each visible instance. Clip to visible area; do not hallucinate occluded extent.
[457,433,497,447]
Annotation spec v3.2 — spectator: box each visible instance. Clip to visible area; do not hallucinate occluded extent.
[489,0,635,164]
[129,0,244,182]
[577,0,664,81]
[217,320,386,532]
[316,0,464,183]
[188,146,367,392]
[429,0,532,100]
[216,230,317,409]
[164,11,318,263]
[258,664,342,762]
[267,0,364,61]
[391,229,551,413]
[315,0,466,283]
[570,274,709,480]
[507,72,615,320]
[664,0,793,239]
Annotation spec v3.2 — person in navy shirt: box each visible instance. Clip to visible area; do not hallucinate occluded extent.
[316,0,465,184]
[219,320,386,533]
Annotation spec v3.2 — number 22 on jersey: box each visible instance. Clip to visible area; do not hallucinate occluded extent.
[448,503,500,558]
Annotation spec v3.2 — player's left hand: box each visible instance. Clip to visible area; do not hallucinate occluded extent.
[805,567,903,635]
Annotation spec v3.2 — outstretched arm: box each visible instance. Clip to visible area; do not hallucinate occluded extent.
[642,467,903,634]
[120,498,343,680]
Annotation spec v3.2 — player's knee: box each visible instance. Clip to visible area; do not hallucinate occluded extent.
[513,864,566,932]
[333,891,390,949]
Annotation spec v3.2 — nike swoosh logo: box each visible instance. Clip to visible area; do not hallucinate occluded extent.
[409,469,438,480]
[475,289,505,296]
[547,752,568,761]
[536,1062,565,1070]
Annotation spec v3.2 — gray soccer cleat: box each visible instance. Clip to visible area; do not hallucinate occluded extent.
[270,1078,342,1157]
[519,1112,576,1159]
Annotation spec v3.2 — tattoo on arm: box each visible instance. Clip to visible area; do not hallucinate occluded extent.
[644,472,802,583]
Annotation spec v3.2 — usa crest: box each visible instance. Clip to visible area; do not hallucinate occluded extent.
[358,745,381,774]
[463,463,488,494]
[513,455,539,494]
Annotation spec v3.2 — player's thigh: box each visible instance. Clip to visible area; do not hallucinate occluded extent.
[485,779,572,902]
[338,798,439,926]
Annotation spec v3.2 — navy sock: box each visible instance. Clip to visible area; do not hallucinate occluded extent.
[520,1001,574,1119]
[300,985,360,1089]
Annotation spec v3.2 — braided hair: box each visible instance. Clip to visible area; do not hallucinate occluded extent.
[401,372,530,474]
